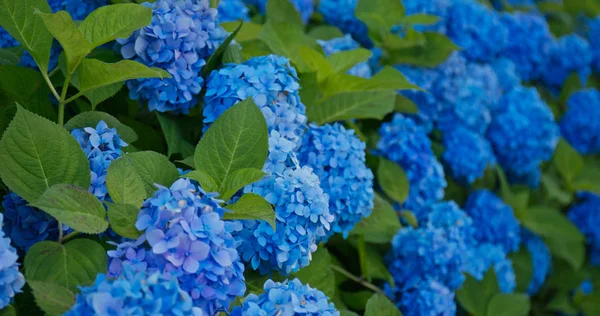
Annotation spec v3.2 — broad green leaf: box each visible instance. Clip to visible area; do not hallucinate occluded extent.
[78,3,152,48]
[65,111,138,143]
[0,47,23,65]
[107,203,141,240]
[394,94,419,114]
[363,246,394,285]
[553,139,584,185]
[0,106,89,202]
[559,71,583,107]
[223,193,275,229]
[221,21,262,42]
[222,42,243,64]
[84,82,124,109]
[509,247,534,293]
[258,21,317,69]
[31,184,108,234]
[486,294,530,316]
[369,67,420,90]
[294,248,336,298]
[547,291,578,314]
[350,193,401,243]
[0,0,53,72]
[327,48,373,74]
[388,32,459,67]
[308,25,344,40]
[156,112,195,158]
[194,98,268,191]
[178,156,195,169]
[113,151,180,197]
[342,291,375,311]
[456,270,500,316]
[356,0,404,35]
[541,174,573,205]
[546,237,585,271]
[202,21,242,77]
[308,90,396,124]
[0,305,16,316]
[580,293,600,316]
[298,72,322,109]
[265,0,303,28]
[0,65,56,120]
[377,157,409,204]
[299,45,333,80]
[184,170,218,193]
[321,69,417,95]
[219,168,266,202]
[106,156,147,206]
[364,293,402,316]
[27,281,75,316]
[37,11,91,73]
[399,210,418,228]
[399,14,440,25]
[24,239,107,292]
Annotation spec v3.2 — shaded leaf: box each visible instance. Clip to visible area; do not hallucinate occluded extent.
[486,294,530,316]
[350,193,401,243]
[107,202,141,240]
[364,293,401,316]
[223,193,275,229]
[156,112,195,158]
[202,21,242,77]
[377,157,409,204]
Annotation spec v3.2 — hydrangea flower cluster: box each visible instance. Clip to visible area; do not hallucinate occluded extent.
[243,0,314,24]
[402,0,451,33]
[442,127,496,184]
[71,121,128,201]
[463,243,517,293]
[0,213,25,309]
[587,16,600,73]
[568,192,600,266]
[318,0,371,47]
[110,178,246,314]
[318,35,372,78]
[218,0,249,22]
[521,229,551,295]
[385,277,456,316]
[377,114,446,212]
[66,265,202,315]
[560,89,600,154]
[0,28,17,48]
[231,278,339,316]
[542,34,592,91]
[297,123,374,240]
[117,0,228,114]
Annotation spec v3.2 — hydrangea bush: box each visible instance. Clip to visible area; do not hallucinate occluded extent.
[0,0,599,315]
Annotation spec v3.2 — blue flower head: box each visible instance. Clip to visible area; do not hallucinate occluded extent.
[318,0,371,47]
[521,229,551,295]
[464,190,521,254]
[500,12,552,81]
[384,277,456,316]
[587,16,600,73]
[71,120,128,201]
[560,89,600,154]
[243,0,314,24]
[446,1,508,62]
[395,65,441,127]
[491,58,521,95]
[0,213,25,309]
[442,127,496,184]
[507,167,542,188]
[230,165,334,275]
[298,123,374,240]
[402,0,452,33]
[218,0,249,22]
[61,0,109,20]
[487,86,559,177]
[318,35,372,78]
[231,278,339,316]
[0,28,18,48]
[377,114,446,212]
[118,0,228,114]
[542,34,592,91]
[65,265,204,315]
[420,201,474,244]
[463,243,517,293]
[568,192,600,266]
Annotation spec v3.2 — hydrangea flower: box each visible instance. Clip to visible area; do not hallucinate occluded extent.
[521,229,551,295]
[560,89,600,154]
[377,114,446,212]
[442,127,496,184]
[65,265,203,315]
[487,86,559,178]
[395,65,441,127]
[243,0,314,24]
[568,192,600,267]
[297,123,374,240]
[218,0,249,22]
[71,120,128,201]
[230,165,333,275]
[587,16,600,73]
[0,213,25,309]
[117,0,228,114]
[463,243,517,293]
[464,190,521,254]
[402,0,452,33]
[542,34,592,91]
[318,35,372,78]
[318,0,371,47]
[491,58,521,95]
[0,28,17,48]
[231,278,339,316]
[384,277,456,316]
[500,12,552,81]
[446,1,508,62]
[61,0,109,20]
[109,178,246,314]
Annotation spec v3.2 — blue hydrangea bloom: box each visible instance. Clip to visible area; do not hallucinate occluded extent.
[65,265,203,315]
[464,190,521,254]
[231,278,339,316]
[0,28,17,48]
[579,279,594,295]
[491,58,521,95]
[384,277,456,316]
[118,0,228,114]
[402,0,452,33]
[446,1,508,62]
[487,86,559,178]
[500,12,552,81]
[297,123,374,240]
[0,213,25,309]
[318,35,372,78]
[521,229,551,295]
[61,0,109,20]
[1,192,59,252]
[377,114,446,212]
[243,0,314,24]
[587,17,600,73]
[111,178,247,314]
[318,0,371,47]
[542,35,592,91]
[463,243,517,293]
[71,120,128,201]
[230,165,334,275]
[442,127,496,184]
[507,167,542,188]
[395,65,441,127]
[568,192,600,267]
[560,89,600,154]
[423,201,474,246]
[218,0,249,22]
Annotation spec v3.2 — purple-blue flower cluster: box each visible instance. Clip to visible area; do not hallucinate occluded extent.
[442,127,496,184]
[318,35,372,78]
[0,213,25,309]
[587,16,600,73]
[318,0,371,47]
[542,34,592,91]
[560,89,600,154]
[568,192,600,267]
[0,28,17,48]
[218,0,249,22]
[402,0,452,33]
[231,278,339,316]
[385,277,456,316]
[521,229,551,295]
[297,123,374,240]
[117,0,228,114]
[65,265,203,315]
[463,243,517,293]
[61,0,109,20]
[243,0,314,24]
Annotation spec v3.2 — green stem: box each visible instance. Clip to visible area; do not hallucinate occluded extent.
[48,67,59,78]
[330,264,387,297]
[58,73,72,126]
[61,231,80,243]
[63,91,84,106]
[58,222,64,241]
[41,71,61,101]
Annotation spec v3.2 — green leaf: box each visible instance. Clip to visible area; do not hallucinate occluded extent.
[299,45,333,80]
[223,193,275,229]
[388,32,459,67]
[107,202,141,240]
[356,0,404,41]
[202,21,242,77]
[65,111,138,143]
[547,291,578,314]
[194,98,268,192]
[399,14,440,26]
[509,247,534,293]
[221,21,262,42]
[308,89,396,125]
[350,193,401,243]
[106,156,147,206]
[0,305,16,316]
[362,246,394,285]
[30,184,108,234]
[0,0,53,72]
[78,3,152,48]
[0,65,56,120]
[219,168,266,202]
[37,11,91,74]
[321,68,418,94]
[0,106,89,203]
[156,112,195,158]
[394,94,419,114]
[308,25,344,40]
[84,82,124,109]
[541,174,573,205]
[559,72,583,106]
[486,294,530,316]
[258,20,317,69]
[294,248,336,298]
[0,47,24,65]
[265,0,303,28]
[377,157,409,204]
[553,138,584,185]
[456,270,501,316]
[364,293,402,316]
[184,170,218,193]
[27,281,75,316]
[112,151,180,198]
[222,42,243,64]
[327,48,373,74]
[580,293,600,316]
